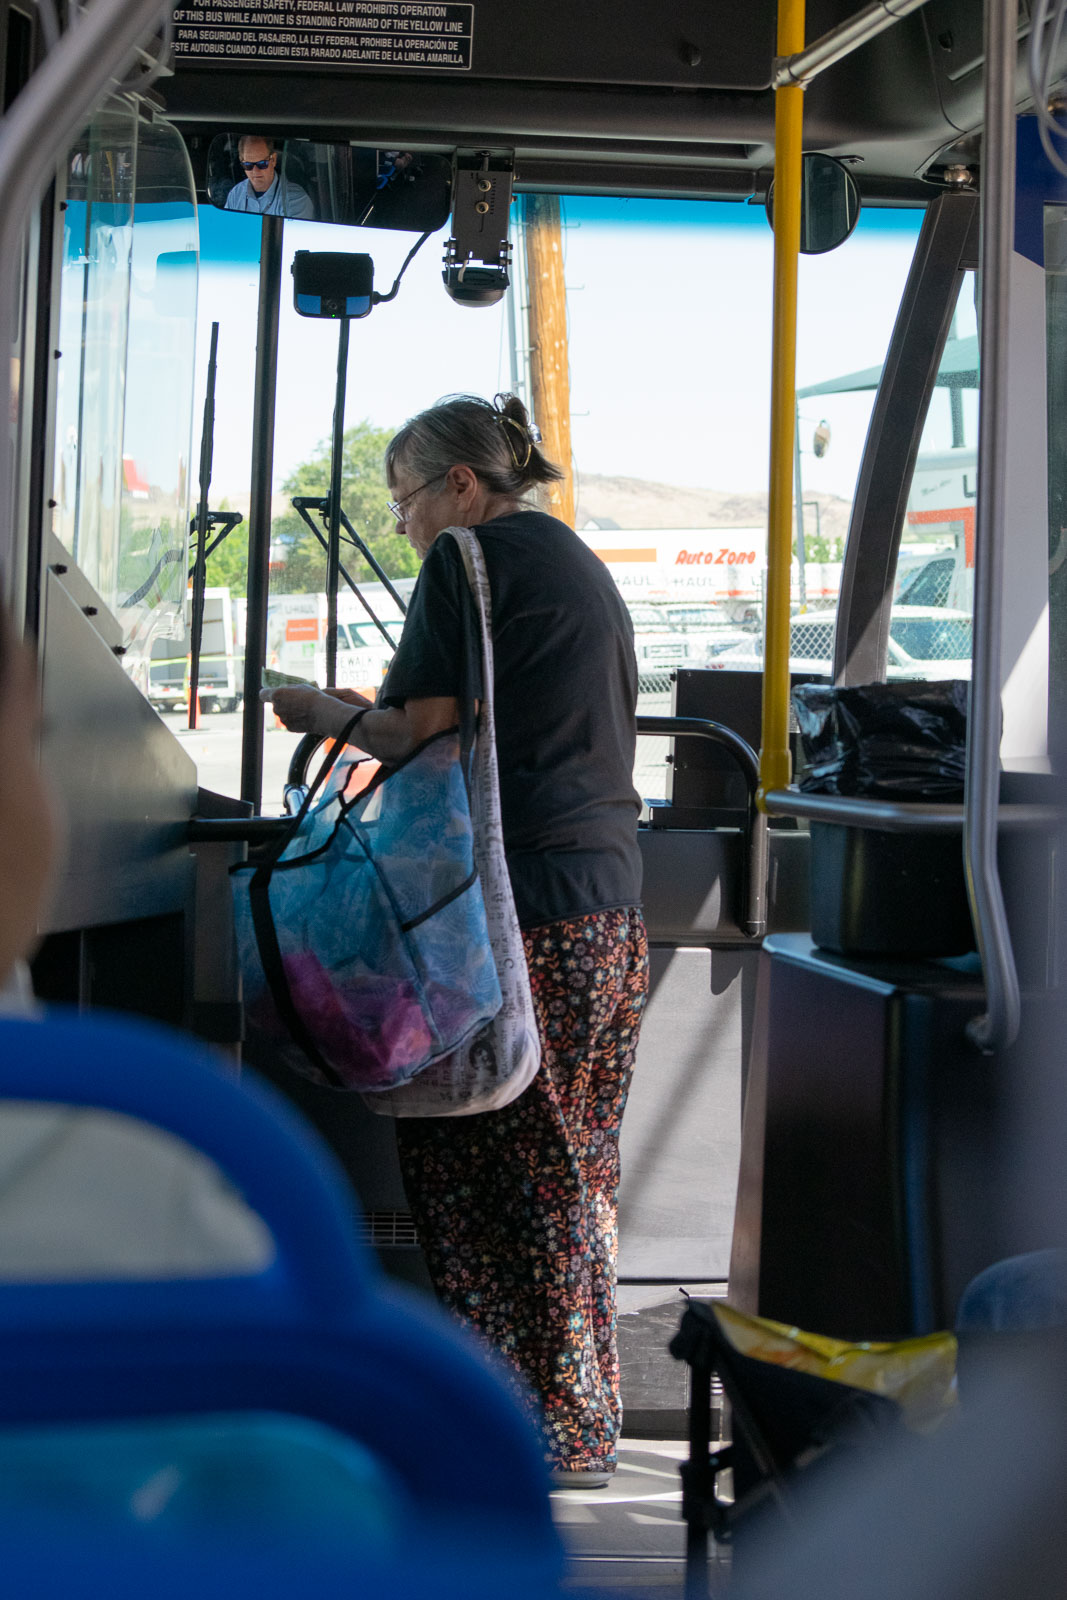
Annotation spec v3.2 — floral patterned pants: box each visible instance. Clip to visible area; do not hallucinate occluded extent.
[394,906,649,1471]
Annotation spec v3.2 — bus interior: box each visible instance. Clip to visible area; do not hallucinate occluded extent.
[1,0,1067,1595]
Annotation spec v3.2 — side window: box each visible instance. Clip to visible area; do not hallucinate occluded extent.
[557,198,923,801]
[887,270,978,680]
[52,104,198,697]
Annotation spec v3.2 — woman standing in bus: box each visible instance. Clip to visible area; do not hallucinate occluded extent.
[272,394,647,1488]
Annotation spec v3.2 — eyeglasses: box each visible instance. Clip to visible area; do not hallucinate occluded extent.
[240,157,274,171]
[387,473,447,523]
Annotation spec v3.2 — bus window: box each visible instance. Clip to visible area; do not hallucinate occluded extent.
[179,194,926,810]
[51,104,198,698]
[888,270,979,679]
[249,219,511,809]
[558,199,924,799]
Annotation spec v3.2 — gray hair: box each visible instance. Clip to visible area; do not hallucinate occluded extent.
[385,393,564,504]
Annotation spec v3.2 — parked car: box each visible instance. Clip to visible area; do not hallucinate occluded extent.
[627,603,705,677]
[707,605,972,680]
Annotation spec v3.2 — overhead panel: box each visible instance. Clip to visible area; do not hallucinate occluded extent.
[170,0,777,90]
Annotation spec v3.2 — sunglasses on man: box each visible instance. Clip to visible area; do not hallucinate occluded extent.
[240,157,274,171]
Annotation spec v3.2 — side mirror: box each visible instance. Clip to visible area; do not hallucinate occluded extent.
[766,153,861,255]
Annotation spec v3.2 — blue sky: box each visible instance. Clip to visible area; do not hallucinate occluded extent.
[194,197,927,514]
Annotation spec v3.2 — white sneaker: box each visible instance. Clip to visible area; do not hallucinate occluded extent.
[548,1466,614,1490]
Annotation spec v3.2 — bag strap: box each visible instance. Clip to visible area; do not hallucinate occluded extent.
[248,864,342,1088]
[244,706,369,1090]
[450,537,481,767]
[261,708,370,869]
[445,524,494,721]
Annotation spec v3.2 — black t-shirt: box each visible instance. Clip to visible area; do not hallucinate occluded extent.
[379,510,642,928]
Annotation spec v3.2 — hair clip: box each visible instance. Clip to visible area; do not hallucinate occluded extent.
[498,413,533,470]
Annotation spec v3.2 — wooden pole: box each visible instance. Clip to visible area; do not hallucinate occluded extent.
[523,194,575,526]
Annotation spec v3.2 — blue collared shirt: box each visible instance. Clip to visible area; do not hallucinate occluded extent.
[224,174,315,220]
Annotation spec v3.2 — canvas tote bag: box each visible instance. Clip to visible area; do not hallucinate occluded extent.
[361,525,541,1116]
[232,713,504,1095]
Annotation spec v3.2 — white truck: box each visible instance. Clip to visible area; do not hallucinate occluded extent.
[148,586,244,715]
[898,446,976,610]
[264,583,415,698]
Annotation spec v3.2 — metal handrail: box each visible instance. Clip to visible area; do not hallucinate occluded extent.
[638,715,767,939]
[0,0,170,592]
[773,0,932,89]
[195,713,770,937]
[188,816,290,844]
[965,0,1022,1054]
[764,788,1062,834]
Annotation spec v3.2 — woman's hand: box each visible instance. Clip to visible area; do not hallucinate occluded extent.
[322,687,374,710]
[267,686,357,738]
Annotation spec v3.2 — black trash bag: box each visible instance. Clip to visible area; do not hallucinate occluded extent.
[792,679,969,801]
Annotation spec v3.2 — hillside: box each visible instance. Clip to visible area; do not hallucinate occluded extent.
[574,471,851,544]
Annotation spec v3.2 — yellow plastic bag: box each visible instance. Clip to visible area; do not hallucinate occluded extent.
[714,1302,957,1429]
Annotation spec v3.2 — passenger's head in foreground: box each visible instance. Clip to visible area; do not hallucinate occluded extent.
[384,393,564,558]
[0,606,56,987]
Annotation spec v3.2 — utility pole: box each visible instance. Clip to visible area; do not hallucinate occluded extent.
[522,194,575,526]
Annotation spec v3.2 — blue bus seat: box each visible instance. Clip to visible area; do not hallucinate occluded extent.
[0,1011,560,1574]
[0,1410,401,1543]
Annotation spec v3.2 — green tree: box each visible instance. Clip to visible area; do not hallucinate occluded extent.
[268,419,416,594]
[204,498,248,593]
[792,530,844,564]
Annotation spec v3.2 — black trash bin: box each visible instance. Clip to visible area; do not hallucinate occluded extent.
[792,680,975,958]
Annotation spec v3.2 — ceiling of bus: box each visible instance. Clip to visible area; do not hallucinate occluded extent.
[161,0,1055,202]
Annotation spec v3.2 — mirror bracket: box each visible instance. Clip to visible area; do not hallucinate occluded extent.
[442,150,514,307]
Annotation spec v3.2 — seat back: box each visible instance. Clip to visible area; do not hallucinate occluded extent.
[0,1011,557,1547]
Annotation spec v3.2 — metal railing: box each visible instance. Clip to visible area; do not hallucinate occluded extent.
[191,714,769,939]
[773,0,932,88]
[638,715,767,939]
[965,0,1022,1053]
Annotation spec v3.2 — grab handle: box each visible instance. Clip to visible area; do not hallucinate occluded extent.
[638,716,767,939]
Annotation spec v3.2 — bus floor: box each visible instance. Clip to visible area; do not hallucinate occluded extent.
[551,1437,728,1596]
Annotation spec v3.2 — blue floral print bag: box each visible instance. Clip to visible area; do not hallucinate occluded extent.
[232,717,503,1094]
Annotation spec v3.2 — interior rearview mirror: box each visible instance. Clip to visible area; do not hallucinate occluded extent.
[206,135,452,233]
[765,153,861,254]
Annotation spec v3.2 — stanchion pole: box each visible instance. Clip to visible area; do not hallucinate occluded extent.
[758,0,806,809]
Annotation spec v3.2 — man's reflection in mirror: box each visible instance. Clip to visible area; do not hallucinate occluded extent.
[223,136,315,220]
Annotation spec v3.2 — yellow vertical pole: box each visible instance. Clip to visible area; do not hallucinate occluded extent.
[758,0,806,808]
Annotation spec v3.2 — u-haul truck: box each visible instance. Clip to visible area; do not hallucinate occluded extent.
[265,583,415,696]
[900,447,976,610]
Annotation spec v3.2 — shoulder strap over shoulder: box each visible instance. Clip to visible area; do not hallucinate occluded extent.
[444,525,493,759]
